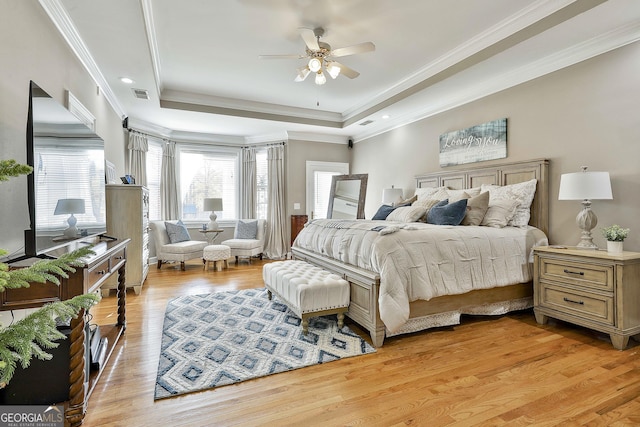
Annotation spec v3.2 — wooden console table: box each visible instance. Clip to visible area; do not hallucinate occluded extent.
[3,236,130,427]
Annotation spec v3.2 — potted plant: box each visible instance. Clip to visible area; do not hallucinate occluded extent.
[0,159,99,387]
[601,224,630,254]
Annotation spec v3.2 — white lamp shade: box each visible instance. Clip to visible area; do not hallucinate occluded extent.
[315,71,326,85]
[203,198,223,211]
[54,198,85,215]
[558,171,612,200]
[382,187,404,205]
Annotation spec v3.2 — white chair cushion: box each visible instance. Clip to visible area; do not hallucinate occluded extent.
[221,238,261,250]
[161,240,208,255]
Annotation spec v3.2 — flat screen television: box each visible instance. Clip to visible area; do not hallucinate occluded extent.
[24,81,107,257]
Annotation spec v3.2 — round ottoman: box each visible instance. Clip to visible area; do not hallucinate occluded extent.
[203,244,231,271]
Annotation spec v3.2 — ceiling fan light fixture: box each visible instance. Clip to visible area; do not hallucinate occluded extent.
[295,67,310,82]
[308,57,322,73]
[315,70,327,85]
[327,63,341,79]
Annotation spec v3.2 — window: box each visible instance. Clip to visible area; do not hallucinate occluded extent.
[34,139,105,229]
[256,150,268,219]
[179,148,238,223]
[146,140,162,220]
[306,161,349,219]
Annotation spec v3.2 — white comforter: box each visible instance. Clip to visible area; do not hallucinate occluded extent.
[292,219,548,333]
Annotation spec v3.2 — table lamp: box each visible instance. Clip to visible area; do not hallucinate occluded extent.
[382,186,403,206]
[54,198,86,238]
[203,198,223,231]
[558,166,612,249]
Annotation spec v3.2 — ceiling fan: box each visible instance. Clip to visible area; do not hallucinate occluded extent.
[259,27,375,85]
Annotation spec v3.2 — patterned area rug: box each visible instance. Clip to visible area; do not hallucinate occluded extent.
[154,288,376,399]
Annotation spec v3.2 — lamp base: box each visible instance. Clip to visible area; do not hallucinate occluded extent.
[63,214,78,239]
[575,200,598,250]
[208,211,219,231]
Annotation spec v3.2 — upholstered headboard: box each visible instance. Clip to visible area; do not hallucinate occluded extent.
[415,158,549,235]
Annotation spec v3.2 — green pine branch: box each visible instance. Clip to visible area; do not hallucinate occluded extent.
[0,293,99,387]
[0,160,32,182]
[0,246,95,292]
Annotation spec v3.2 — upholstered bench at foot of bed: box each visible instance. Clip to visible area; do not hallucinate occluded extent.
[263,260,350,335]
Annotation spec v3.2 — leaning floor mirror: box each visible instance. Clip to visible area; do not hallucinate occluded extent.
[326,174,368,219]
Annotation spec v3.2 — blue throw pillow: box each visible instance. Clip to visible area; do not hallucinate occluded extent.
[234,219,258,239]
[372,204,396,220]
[426,199,468,226]
[165,220,190,243]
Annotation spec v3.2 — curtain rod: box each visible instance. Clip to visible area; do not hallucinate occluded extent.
[126,128,172,143]
[241,141,286,149]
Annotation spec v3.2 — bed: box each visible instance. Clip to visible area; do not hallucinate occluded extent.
[292,159,550,347]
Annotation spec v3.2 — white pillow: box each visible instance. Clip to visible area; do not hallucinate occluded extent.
[414,186,448,201]
[480,199,519,228]
[447,187,480,201]
[386,205,426,222]
[481,179,537,227]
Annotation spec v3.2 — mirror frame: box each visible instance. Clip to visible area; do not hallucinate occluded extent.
[326,174,368,219]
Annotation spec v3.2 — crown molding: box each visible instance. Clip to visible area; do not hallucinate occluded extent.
[286,132,348,144]
[353,21,640,143]
[161,89,342,123]
[341,0,592,122]
[140,0,163,96]
[39,0,127,119]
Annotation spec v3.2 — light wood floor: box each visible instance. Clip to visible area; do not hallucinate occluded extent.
[84,258,640,426]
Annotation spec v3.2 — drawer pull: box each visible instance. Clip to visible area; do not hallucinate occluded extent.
[563,269,584,276]
[115,256,124,260]
[563,297,584,305]
[96,270,107,275]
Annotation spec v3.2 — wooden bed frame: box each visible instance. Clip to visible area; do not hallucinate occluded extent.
[292,158,550,347]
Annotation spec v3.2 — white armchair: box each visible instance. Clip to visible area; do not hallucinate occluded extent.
[150,220,208,271]
[221,219,267,264]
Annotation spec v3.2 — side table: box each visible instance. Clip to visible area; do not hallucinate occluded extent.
[199,229,223,245]
[533,246,640,350]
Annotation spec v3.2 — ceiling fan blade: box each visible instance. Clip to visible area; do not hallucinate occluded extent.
[330,41,375,58]
[299,28,320,51]
[332,62,360,79]
[259,54,304,59]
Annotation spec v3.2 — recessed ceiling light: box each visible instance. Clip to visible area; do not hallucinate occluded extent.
[120,77,134,84]
[382,114,390,119]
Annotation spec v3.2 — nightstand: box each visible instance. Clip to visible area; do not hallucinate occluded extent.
[533,246,640,350]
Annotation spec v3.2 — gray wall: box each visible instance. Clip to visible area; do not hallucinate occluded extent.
[1,1,125,258]
[353,41,640,251]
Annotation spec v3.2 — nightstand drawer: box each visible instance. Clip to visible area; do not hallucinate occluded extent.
[538,257,613,291]
[540,284,614,325]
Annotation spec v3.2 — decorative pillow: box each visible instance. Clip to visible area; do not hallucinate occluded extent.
[461,191,490,226]
[395,194,417,207]
[165,220,190,243]
[480,199,519,228]
[447,187,481,201]
[386,205,427,223]
[426,199,468,226]
[414,186,448,201]
[234,219,258,239]
[411,197,442,222]
[372,204,396,220]
[481,179,537,227]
